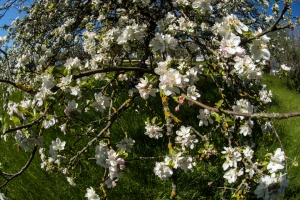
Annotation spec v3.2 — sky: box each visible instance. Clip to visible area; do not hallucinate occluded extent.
[0,1,300,38]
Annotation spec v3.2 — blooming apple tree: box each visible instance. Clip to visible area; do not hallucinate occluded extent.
[0,0,300,199]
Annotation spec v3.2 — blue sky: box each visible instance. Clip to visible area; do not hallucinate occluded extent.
[1,1,300,37]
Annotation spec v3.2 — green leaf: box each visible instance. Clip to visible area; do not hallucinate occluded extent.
[265,153,273,157]
[168,159,174,167]
[231,193,239,198]
[18,106,34,117]
[242,30,253,38]
[151,116,158,124]
[11,115,21,126]
[262,161,269,167]
[212,113,221,123]
[226,117,234,126]
[215,99,223,108]
[2,123,8,134]
[49,66,62,74]
[145,117,150,124]
[2,134,7,142]
[198,148,204,153]
[169,147,175,156]
[204,141,209,148]
[172,96,179,103]
[33,108,36,117]
[63,68,69,76]
[46,3,55,12]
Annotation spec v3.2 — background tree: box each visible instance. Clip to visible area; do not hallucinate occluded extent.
[269,25,300,91]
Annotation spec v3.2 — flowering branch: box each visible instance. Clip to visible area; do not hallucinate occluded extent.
[182,94,300,119]
[0,79,36,94]
[68,95,137,166]
[72,67,156,80]
[245,1,292,43]
[2,103,52,135]
[160,93,178,200]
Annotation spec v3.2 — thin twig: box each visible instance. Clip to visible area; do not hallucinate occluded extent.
[68,95,137,166]
[243,1,292,43]
[0,146,38,189]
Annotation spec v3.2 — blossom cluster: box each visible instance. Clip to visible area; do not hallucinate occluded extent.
[15,130,43,152]
[95,139,134,188]
[254,149,288,199]
[154,126,198,179]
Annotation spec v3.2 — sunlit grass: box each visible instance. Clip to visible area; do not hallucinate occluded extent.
[0,73,300,199]
[263,73,300,199]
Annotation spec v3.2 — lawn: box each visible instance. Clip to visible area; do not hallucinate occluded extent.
[262,73,300,199]
[0,73,300,199]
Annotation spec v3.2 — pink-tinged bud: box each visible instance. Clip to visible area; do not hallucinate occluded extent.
[175,105,180,112]
[64,108,72,117]
[117,158,125,165]
[120,165,126,170]
[111,181,116,187]
[179,96,184,105]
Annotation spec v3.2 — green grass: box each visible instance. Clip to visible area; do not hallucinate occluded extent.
[262,73,300,199]
[1,73,300,199]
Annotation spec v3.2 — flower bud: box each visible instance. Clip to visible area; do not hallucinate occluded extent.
[117,158,125,165]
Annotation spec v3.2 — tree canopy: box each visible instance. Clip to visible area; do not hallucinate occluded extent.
[0,0,299,199]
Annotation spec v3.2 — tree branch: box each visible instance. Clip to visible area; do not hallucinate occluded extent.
[243,1,292,43]
[50,67,156,93]
[73,67,156,80]
[0,146,37,189]
[182,94,300,119]
[68,95,137,166]
[0,79,36,94]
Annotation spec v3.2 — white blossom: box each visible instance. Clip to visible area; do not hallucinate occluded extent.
[220,33,241,58]
[57,75,72,91]
[239,120,253,136]
[192,0,212,14]
[49,138,66,158]
[64,100,78,117]
[0,193,8,200]
[92,92,110,112]
[175,126,198,150]
[281,64,291,71]
[187,85,200,100]
[223,168,243,183]
[135,77,158,99]
[116,138,135,153]
[222,147,242,170]
[232,99,253,119]
[144,123,163,139]
[85,187,100,200]
[43,116,56,129]
[67,177,76,186]
[197,109,213,126]
[42,74,55,89]
[154,157,173,180]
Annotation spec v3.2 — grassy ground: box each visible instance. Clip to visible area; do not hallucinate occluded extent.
[262,73,300,199]
[0,73,300,199]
